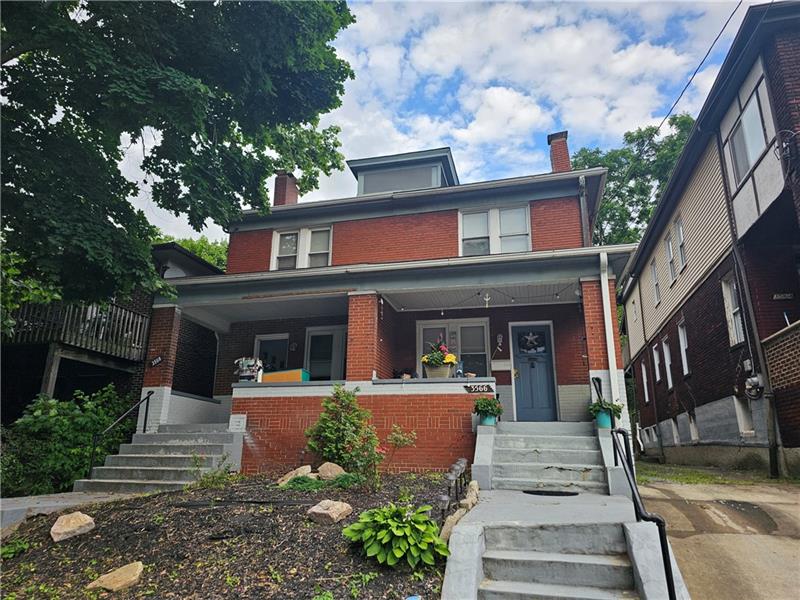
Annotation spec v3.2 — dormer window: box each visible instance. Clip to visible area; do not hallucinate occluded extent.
[460,207,530,256]
[272,227,332,271]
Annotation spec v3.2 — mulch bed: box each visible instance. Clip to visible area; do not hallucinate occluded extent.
[1,472,458,599]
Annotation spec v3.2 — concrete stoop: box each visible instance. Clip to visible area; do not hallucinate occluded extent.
[73,423,237,494]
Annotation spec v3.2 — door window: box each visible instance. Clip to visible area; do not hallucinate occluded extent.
[308,334,334,380]
[255,335,289,372]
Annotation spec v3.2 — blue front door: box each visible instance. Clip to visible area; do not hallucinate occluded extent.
[512,325,557,421]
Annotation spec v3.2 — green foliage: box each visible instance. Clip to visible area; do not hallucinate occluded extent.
[283,472,365,491]
[343,502,450,569]
[1,538,29,560]
[312,591,334,600]
[154,234,229,271]
[473,396,503,418]
[1,242,60,337]
[0,385,133,497]
[383,424,417,469]
[572,113,695,245]
[2,1,354,304]
[397,486,415,505]
[305,385,382,483]
[186,454,243,490]
[588,398,623,419]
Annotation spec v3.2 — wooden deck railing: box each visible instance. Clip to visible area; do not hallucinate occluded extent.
[10,302,150,361]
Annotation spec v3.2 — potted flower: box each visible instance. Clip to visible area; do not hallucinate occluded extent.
[474,396,503,426]
[420,340,457,378]
[588,397,623,428]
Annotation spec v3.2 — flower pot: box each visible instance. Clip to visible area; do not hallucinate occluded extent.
[479,414,497,426]
[424,364,452,379]
[595,409,612,429]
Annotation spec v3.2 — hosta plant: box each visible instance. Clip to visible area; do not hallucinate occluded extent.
[342,503,450,568]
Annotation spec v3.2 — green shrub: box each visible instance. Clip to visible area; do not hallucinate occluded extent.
[1,538,29,560]
[473,396,503,417]
[343,503,450,568]
[305,385,382,484]
[588,398,623,419]
[282,472,365,491]
[0,385,134,497]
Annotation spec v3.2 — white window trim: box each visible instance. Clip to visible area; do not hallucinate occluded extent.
[652,345,661,382]
[270,227,332,271]
[458,205,531,257]
[678,321,690,376]
[416,317,491,378]
[650,259,661,306]
[665,233,676,284]
[721,275,745,346]
[641,360,650,404]
[662,337,673,390]
[675,216,687,271]
[253,333,290,369]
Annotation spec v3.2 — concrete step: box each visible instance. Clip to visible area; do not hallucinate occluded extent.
[90,466,207,482]
[496,422,595,436]
[484,524,628,555]
[479,579,639,599]
[493,435,599,451]
[492,447,602,465]
[158,423,230,433]
[73,479,190,494]
[482,550,634,590]
[119,443,227,456]
[131,432,235,445]
[491,477,609,494]
[105,454,219,468]
[492,463,607,483]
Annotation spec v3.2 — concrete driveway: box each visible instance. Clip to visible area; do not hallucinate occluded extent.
[640,481,800,600]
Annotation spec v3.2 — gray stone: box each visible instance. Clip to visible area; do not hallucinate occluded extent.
[50,511,95,542]
[277,465,312,486]
[440,508,468,542]
[307,499,353,524]
[86,561,143,592]
[317,462,346,480]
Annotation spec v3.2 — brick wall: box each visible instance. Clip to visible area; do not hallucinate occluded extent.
[331,211,459,266]
[531,197,584,250]
[764,322,800,447]
[580,279,623,370]
[346,294,380,380]
[173,318,217,398]
[632,254,757,428]
[226,229,273,274]
[214,315,347,396]
[143,307,181,388]
[232,393,476,473]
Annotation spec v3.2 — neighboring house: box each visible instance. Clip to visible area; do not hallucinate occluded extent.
[620,2,800,475]
[1,242,222,423]
[138,131,636,474]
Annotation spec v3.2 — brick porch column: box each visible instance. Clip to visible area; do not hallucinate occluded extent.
[139,306,182,432]
[346,292,379,380]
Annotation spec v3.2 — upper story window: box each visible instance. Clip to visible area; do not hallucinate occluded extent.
[664,233,676,283]
[460,207,530,257]
[729,96,767,185]
[272,227,332,271]
[721,274,745,345]
[650,259,661,305]
[675,217,687,269]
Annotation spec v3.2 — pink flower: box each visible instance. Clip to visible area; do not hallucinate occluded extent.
[439,344,448,353]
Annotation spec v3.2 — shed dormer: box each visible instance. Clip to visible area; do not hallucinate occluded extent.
[347,147,459,196]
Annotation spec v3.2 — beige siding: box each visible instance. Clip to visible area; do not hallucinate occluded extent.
[625,282,646,359]
[638,141,732,342]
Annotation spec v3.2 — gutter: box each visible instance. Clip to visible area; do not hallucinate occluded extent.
[599,252,620,404]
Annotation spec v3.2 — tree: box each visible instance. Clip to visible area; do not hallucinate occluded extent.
[155,235,229,272]
[1,1,354,305]
[572,114,695,245]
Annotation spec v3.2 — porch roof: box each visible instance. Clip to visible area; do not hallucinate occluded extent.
[158,244,635,331]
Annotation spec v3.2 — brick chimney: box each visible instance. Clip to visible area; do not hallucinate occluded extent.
[273,171,299,206]
[547,131,571,173]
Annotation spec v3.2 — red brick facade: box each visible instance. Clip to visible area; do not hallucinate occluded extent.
[226,229,273,274]
[143,307,182,387]
[346,294,380,380]
[173,318,217,398]
[232,393,476,473]
[331,211,459,266]
[531,197,583,250]
[581,279,623,371]
[764,322,800,447]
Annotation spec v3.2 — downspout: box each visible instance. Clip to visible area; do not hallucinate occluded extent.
[579,175,591,247]
[599,252,620,406]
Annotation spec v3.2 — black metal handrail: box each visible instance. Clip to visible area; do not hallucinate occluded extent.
[611,427,677,600]
[88,390,153,479]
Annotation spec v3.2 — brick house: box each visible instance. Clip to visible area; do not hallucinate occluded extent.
[620,2,800,475]
[139,131,636,475]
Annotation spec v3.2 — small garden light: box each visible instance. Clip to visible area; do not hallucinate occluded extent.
[438,493,451,523]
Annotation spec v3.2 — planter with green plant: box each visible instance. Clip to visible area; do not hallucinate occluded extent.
[588,397,623,428]
[420,339,457,378]
[473,396,503,426]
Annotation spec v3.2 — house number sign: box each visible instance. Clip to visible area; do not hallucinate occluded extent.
[150,356,162,367]
[464,383,494,394]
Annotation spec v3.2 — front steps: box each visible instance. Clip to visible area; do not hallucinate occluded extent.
[490,422,608,494]
[478,523,639,599]
[73,423,232,494]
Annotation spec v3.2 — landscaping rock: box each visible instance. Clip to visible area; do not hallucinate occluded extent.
[440,508,467,542]
[307,473,320,480]
[50,512,95,542]
[318,462,346,480]
[277,465,312,486]
[307,499,353,524]
[86,561,143,592]
[468,480,479,495]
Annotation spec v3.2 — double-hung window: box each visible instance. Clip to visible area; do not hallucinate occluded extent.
[460,207,530,256]
[729,96,767,185]
[652,345,661,382]
[722,275,745,345]
[641,361,650,404]
[662,337,673,389]
[675,217,687,269]
[650,259,661,305]
[678,321,690,375]
[665,234,676,283]
[273,227,332,270]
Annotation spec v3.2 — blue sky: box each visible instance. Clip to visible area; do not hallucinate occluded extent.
[128,1,757,240]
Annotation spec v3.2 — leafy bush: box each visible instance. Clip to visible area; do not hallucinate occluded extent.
[588,398,623,418]
[283,473,365,492]
[305,385,382,484]
[1,538,29,560]
[0,385,134,497]
[473,396,503,418]
[343,503,450,568]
